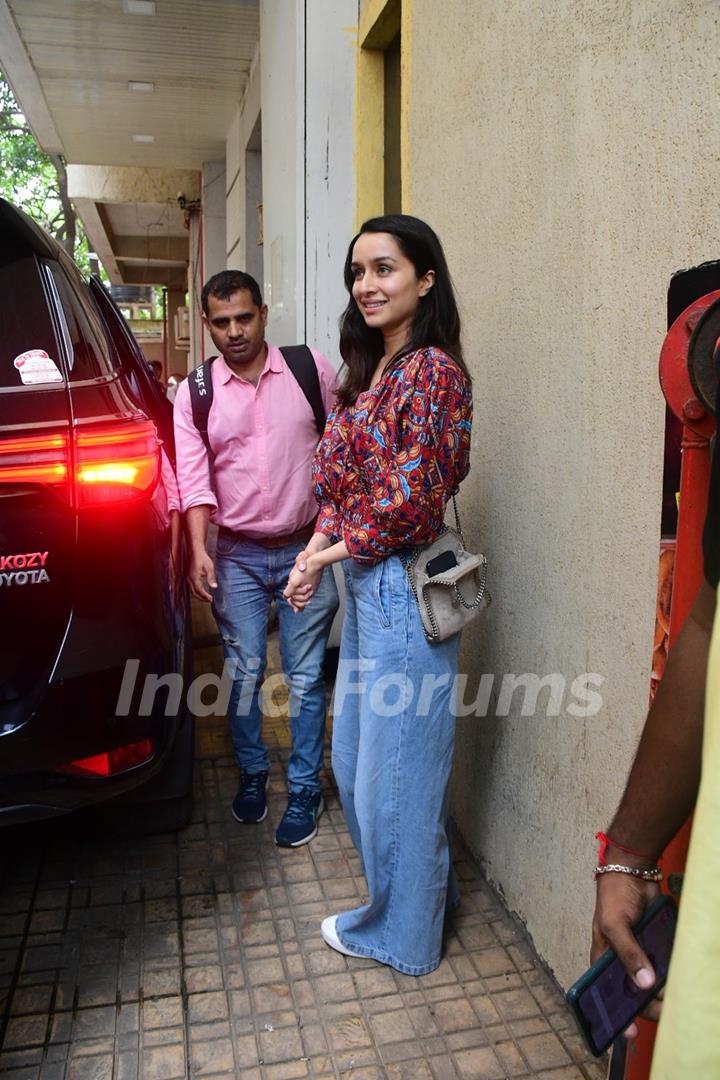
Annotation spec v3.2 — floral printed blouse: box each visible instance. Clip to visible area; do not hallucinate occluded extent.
[313,346,473,563]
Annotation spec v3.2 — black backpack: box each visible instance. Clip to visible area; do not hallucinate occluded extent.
[187,345,326,488]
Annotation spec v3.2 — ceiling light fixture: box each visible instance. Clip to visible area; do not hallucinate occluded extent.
[128,81,155,92]
[123,0,156,15]
[132,134,155,143]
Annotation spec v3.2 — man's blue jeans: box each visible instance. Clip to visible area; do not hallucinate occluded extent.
[212,531,339,793]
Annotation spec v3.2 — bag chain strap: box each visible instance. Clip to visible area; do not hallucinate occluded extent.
[449,560,488,610]
[452,493,464,545]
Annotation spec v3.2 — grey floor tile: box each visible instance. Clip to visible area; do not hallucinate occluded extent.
[0,626,594,1079]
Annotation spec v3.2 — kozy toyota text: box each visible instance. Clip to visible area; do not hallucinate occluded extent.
[0,551,50,586]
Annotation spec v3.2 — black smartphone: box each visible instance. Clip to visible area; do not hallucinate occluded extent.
[426,550,458,577]
[566,894,677,1057]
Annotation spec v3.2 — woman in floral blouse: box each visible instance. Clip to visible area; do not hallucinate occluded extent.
[284,214,473,975]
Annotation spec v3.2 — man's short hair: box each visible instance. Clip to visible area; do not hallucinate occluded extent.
[201,270,263,315]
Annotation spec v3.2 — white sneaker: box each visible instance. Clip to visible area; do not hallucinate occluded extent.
[321,915,365,958]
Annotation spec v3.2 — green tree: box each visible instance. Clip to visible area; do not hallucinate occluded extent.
[0,72,93,273]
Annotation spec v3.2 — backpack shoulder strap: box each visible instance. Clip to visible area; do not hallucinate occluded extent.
[280,345,326,439]
[188,356,217,488]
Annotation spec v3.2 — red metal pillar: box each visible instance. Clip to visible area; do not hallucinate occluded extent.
[622,293,718,1079]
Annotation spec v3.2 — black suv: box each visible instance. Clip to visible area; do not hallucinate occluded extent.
[0,198,193,830]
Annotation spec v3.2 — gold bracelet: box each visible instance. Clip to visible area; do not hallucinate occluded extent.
[594,863,663,883]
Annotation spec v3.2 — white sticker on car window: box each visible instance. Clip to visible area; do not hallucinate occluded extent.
[14,349,63,385]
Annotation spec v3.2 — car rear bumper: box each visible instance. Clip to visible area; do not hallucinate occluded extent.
[0,660,191,824]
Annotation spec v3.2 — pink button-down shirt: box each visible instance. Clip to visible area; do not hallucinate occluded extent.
[173,344,337,537]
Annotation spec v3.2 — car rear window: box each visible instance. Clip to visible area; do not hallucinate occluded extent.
[47,262,116,381]
[0,254,62,390]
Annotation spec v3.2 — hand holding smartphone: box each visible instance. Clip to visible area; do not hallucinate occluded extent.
[567,895,677,1056]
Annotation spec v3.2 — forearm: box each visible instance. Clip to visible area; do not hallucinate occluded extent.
[307,540,349,571]
[185,505,212,556]
[304,531,333,557]
[607,581,716,862]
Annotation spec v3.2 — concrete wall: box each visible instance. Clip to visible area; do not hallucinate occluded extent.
[166,287,188,377]
[407,0,720,987]
[202,161,227,285]
[244,124,263,287]
[187,211,204,367]
[202,161,227,358]
[304,0,357,359]
[260,0,303,343]
[226,49,261,274]
[225,1,355,358]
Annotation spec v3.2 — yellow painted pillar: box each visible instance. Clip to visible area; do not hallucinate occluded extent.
[400,0,412,214]
[354,0,413,227]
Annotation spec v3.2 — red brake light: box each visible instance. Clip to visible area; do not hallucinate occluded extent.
[0,431,68,485]
[0,416,160,504]
[58,738,155,777]
[74,418,160,504]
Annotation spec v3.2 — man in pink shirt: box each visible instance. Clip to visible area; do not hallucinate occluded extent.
[174,270,338,846]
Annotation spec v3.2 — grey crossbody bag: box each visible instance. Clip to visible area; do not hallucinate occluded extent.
[402,496,490,642]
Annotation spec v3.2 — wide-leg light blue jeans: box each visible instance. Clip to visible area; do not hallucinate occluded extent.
[212,531,339,793]
[331,554,460,975]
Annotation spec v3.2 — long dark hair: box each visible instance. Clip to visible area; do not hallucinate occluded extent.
[337,214,468,405]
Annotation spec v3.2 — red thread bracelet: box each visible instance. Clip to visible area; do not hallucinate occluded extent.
[596,831,655,866]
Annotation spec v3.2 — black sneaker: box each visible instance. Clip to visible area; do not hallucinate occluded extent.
[232,770,269,823]
[275,787,324,847]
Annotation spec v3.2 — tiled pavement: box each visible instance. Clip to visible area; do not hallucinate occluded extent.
[0,609,606,1080]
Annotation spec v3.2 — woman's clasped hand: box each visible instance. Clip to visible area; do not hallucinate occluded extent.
[284,543,326,611]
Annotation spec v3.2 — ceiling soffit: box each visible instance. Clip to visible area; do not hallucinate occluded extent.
[0,1,260,286]
[4,0,259,170]
[67,164,201,286]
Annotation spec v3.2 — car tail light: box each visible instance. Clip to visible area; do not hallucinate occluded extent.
[0,417,160,504]
[58,738,155,777]
[0,431,68,485]
[75,418,160,504]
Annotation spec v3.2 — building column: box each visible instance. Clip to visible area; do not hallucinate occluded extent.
[187,209,204,368]
[201,160,227,356]
[202,161,227,282]
[166,287,188,376]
